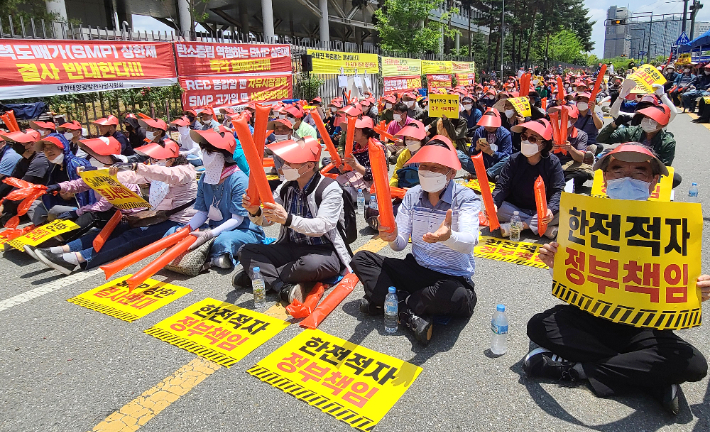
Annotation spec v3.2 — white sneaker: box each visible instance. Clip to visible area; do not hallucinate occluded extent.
[499,223,511,237]
[210,254,233,269]
[544,225,559,240]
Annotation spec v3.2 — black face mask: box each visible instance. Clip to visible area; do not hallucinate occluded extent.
[103,131,113,138]
[11,142,26,155]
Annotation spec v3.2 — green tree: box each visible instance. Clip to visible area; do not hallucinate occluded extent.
[374,0,460,53]
[0,0,59,25]
[545,30,586,65]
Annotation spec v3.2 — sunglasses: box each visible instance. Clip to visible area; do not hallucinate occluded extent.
[520,133,541,144]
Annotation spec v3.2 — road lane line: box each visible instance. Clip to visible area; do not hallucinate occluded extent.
[89,235,389,431]
[0,269,101,313]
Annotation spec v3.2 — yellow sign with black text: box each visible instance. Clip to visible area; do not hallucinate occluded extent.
[591,167,674,202]
[307,49,379,75]
[80,169,150,210]
[6,219,80,251]
[382,57,422,77]
[247,329,422,432]
[553,193,702,330]
[428,94,460,119]
[422,60,453,75]
[628,63,666,94]
[145,298,289,367]
[474,236,548,269]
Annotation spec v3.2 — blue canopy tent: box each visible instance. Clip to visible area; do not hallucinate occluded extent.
[677,30,710,62]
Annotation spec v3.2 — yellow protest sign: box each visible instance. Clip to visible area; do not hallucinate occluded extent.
[247,329,422,432]
[307,49,379,74]
[80,169,150,210]
[677,53,692,65]
[428,94,460,119]
[382,57,422,77]
[145,297,289,367]
[422,60,453,75]
[591,167,674,202]
[452,61,475,74]
[628,64,666,94]
[475,236,548,269]
[6,219,80,251]
[463,178,496,194]
[67,274,192,322]
[703,95,710,104]
[508,97,532,117]
[553,193,702,330]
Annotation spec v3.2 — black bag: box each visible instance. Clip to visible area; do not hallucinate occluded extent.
[315,177,357,245]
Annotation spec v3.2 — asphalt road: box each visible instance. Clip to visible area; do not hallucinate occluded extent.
[2,112,710,432]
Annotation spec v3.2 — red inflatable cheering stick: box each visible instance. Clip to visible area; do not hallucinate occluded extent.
[310,109,342,169]
[233,117,275,205]
[243,104,271,207]
[534,175,548,237]
[367,138,396,233]
[589,64,607,103]
[92,210,122,252]
[300,273,359,329]
[285,283,326,318]
[471,153,500,231]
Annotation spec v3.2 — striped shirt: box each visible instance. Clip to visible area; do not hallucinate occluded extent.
[288,175,328,246]
[391,181,481,277]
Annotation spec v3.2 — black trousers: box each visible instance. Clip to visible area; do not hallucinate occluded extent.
[351,251,477,318]
[238,242,341,292]
[527,304,707,397]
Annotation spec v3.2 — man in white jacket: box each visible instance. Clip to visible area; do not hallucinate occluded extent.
[236,137,351,303]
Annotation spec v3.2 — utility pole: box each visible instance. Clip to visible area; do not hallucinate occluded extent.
[683,0,689,32]
[500,0,505,79]
[647,15,653,64]
[690,1,704,39]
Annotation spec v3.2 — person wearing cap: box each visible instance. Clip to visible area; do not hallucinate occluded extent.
[572,92,603,148]
[30,133,94,226]
[459,107,513,181]
[338,116,376,206]
[389,120,427,189]
[435,114,469,155]
[0,135,22,181]
[237,137,351,304]
[122,115,146,150]
[493,119,565,239]
[662,64,678,92]
[460,96,483,135]
[402,92,426,121]
[29,120,56,138]
[159,129,266,269]
[524,143,709,416]
[353,136,480,345]
[194,107,221,132]
[171,116,203,167]
[285,105,317,140]
[0,131,49,220]
[184,109,199,128]
[34,139,197,275]
[549,105,593,189]
[670,65,695,106]
[57,121,87,157]
[380,95,397,123]
[94,115,133,156]
[680,63,710,112]
[384,102,415,163]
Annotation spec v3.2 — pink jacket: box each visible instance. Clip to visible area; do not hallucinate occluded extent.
[118,163,198,224]
[59,178,144,216]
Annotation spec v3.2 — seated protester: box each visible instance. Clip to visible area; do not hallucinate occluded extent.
[385,102,415,164]
[610,81,677,128]
[435,115,469,155]
[122,115,147,150]
[325,99,344,136]
[526,91,548,120]
[0,131,49,223]
[458,108,512,181]
[282,105,315,140]
[379,95,397,123]
[34,139,197,275]
[480,88,497,108]
[460,95,483,137]
[30,133,94,226]
[267,118,298,178]
[681,63,710,112]
[390,120,426,189]
[194,107,221,132]
[160,129,266,269]
[184,109,198,129]
[548,105,594,188]
[572,92,604,150]
[171,116,203,167]
[339,116,375,201]
[493,119,565,239]
[94,115,133,156]
[352,136,480,345]
[498,98,527,153]
[57,121,87,158]
[360,99,378,122]
[29,120,56,139]
[236,137,350,304]
[671,66,695,106]
[402,92,427,121]
[0,135,22,180]
[525,144,709,416]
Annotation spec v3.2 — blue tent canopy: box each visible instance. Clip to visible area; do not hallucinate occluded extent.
[678,29,710,53]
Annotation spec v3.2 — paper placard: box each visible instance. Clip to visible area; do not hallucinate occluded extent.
[80,169,150,210]
[590,167,674,202]
[474,236,548,268]
[428,94,460,119]
[7,219,80,251]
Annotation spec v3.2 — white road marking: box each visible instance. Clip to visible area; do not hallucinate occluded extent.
[0,269,101,312]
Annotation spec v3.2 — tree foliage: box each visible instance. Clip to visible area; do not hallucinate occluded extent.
[375,0,460,53]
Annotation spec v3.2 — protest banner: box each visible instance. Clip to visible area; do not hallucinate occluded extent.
[628,64,666,94]
[508,96,532,117]
[590,167,675,202]
[174,42,291,77]
[67,274,192,322]
[381,57,421,77]
[452,61,475,74]
[474,236,548,268]
[422,60,453,75]
[306,49,379,74]
[0,40,177,98]
[180,73,292,109]
[383,76,422,95]
[6,219,79,251]
[427,74,452,91]
[247,329,422,432]
[462,178,496,194]
[455,73,475,86]
[79,168,150,210]
[145,298,289,367]
[553,193,702,330]
[428,93,460,118]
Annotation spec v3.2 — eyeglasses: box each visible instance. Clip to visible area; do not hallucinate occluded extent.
[520,133,540,144]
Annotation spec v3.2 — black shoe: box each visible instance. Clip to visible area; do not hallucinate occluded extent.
[359,297,384,315]
[401,309,433,346]
[34,249,80,275]
[523,347,579,381]
[232,270,250,288]
[654,384,680,416]
[279,283,303,304]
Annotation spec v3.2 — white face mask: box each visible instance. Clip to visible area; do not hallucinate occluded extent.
[418,169,449,193]
[404,101,414,108]
[330,107,337,113]
[393,114,402,122]
[282,164,305,181]
[463,104,473,110]
[49,153,64,165]
[640,118,658,133]
[40,129,51,137]
[405,139,421,152]
[279,113,286,119]
[576,102,588,111]
[152,159,167,167]
[145,131,156,141]
[568,120,573,128]
[63,132,74,141]
[274,134,290,142]
[505,109,515,118]
[521,140,540,157]
[385,103,393,109]
[684,69,691,73]
[202,151,225,185]
[704,70,710,75]
[287,117,297,126]
[177,126,189,135]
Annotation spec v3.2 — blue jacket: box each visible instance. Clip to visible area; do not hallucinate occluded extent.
[468,126,513,169]
[42,133,95,209]
[460,108,482,130]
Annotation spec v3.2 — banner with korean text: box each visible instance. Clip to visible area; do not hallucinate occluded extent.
[422,60,452,75]
[0,40,177,98]
[553,193,703,330]
[180,74,292,109]
[80,168,150,210]
[307,49,379,74]
[383,76,422,95]
[427,74,452,91]
[381,57,421,77]
[174,42,291,77]
[428,93,459,118]
[591,167,675,202]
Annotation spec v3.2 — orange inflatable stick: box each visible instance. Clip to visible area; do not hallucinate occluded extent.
[244,104,271,207]
[520,73,530,97]
[6,110,19,132]
[310,109,342,168]
[262,158,275,168]
[300,273,359,329]
[233,117,275,205]
[534,176,548,237]
[541,98,547,111]
[93,210,122,252]
[389,186,406,200]
[367,138,396,233]
[560,108,569,145]
[372,126,395,142]
[589,64,607,103]
[471,152,500,231]
[286,282,326,318]
[99,226,189,280]
[126,234,198,291]
[556,76,565,103]
[343,116,357,171]
[549,111,563,155]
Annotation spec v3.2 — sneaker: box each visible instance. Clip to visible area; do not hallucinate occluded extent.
[655,384,681,416]
[210,254,232,269]
[232,270,250,288]
[499,223,511,238]
[23,245,39,261]
[523,347,578,381]
[359,297,384,316]
[544,225,559,240]
[34,249,80,275]
[279,283,304,304]
[401,309,433,346]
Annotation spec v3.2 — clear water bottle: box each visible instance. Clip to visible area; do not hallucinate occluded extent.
[510,211,522,242]
[357,188,365,214]
[490,304,508,355]
[384,287,398,334]
[689,182,699,201]
[252,266,266,306]
[370,193,378,211]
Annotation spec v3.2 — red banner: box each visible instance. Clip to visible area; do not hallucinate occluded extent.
[456,73,475,86]
[175,42,291,77]
[383,75,421,95]
[180,74,293,109]
[0,40,177,98]
[427,74,452,90]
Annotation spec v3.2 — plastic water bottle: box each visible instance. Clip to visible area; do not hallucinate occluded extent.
[510,211,522,242]
[357,189,365,214]
[252,266,266,306]
[384,287,398,334]
[490,304,508,355]
[370,193,378,211]
[689,182,699,201]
